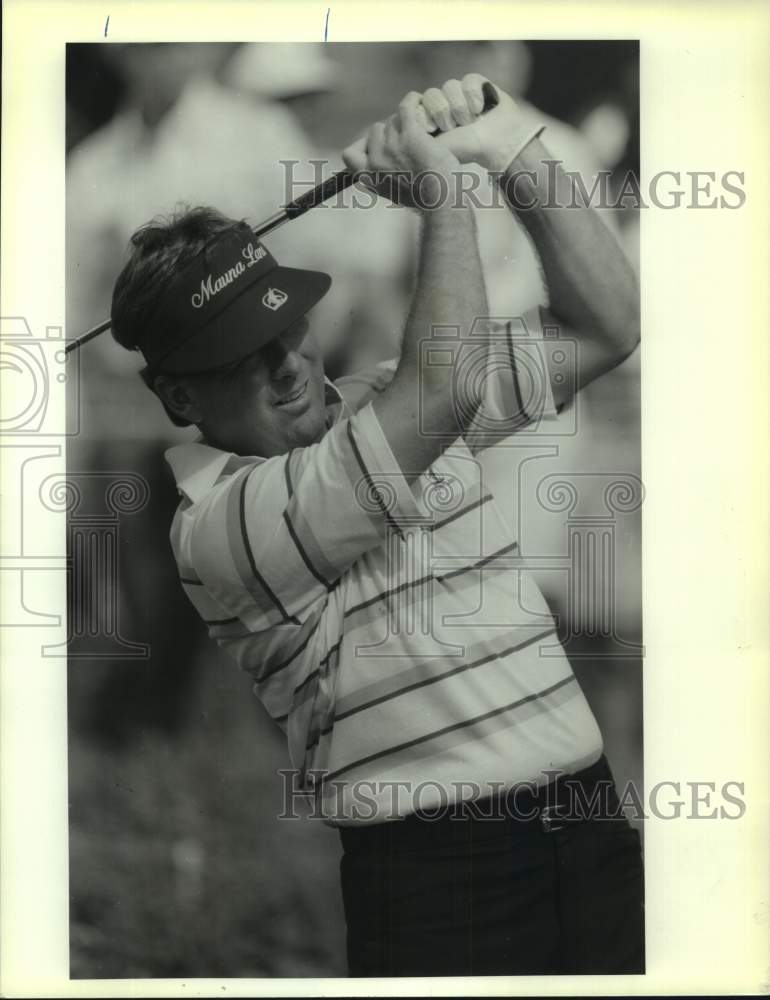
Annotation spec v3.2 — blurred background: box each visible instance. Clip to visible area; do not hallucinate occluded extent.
[66,41,641,978]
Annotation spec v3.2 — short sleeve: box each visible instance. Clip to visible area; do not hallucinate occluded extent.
[185,401,421,631]
[463,306,560,453]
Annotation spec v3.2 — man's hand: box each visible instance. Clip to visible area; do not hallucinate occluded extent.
[345,76,540,185]
[418,75,535,174]
[342,93,461,211]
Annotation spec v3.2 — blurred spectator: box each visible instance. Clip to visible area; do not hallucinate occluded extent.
[573,87,639,277]
[578,100,632,171]
[225,41,341,108]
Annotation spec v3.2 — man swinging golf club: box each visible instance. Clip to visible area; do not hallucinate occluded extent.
[109,74,643,976]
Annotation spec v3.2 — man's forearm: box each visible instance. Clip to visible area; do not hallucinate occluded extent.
[500,139,640,358]
[401,202,487,390]
[374,201,488,474]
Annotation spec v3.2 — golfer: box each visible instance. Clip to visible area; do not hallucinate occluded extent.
[110,75,643,976]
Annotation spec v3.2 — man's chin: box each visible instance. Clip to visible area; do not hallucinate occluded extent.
[282,405,326,448]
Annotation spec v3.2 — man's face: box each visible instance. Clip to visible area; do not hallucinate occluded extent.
[177,315,328,458]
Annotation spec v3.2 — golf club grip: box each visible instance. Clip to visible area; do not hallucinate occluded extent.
[283,82,499,219]
[284,170,357,218]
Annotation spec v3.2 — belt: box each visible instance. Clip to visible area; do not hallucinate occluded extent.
[338,754,622,854]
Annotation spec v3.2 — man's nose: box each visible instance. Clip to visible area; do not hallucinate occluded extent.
[272,346,303,380]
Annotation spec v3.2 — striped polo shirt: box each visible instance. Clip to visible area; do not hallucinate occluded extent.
[165,310,602,824]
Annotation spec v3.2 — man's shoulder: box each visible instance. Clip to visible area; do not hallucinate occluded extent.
[164,441,289,595]
[164,440,278,509]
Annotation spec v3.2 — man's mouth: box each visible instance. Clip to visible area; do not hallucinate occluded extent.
[273,380,309,410]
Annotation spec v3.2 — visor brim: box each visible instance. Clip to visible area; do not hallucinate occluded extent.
[155,266,331,375]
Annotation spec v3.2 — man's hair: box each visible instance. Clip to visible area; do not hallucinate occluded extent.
[111,205,246,427]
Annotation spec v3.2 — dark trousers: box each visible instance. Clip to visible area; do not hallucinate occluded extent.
[338,756,645,977]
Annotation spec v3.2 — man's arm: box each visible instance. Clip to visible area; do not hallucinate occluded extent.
[372,201,487,474]
[342,95,487,480]
[498,139,640,408]
[421,74,640,410]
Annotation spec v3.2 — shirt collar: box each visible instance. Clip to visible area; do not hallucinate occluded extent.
[323,375,349,422]
[165,441,234,504]
[166,376,349,504]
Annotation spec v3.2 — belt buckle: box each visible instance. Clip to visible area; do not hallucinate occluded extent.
[540,805,566,834]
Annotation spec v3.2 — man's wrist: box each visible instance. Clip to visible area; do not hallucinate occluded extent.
[484,123,547,176]
[410,166,471,214]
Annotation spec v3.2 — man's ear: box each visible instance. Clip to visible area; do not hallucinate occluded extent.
[153,374,203,425]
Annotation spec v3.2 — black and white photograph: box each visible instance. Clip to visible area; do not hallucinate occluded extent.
[64,38,644,979]
[1,2,768,996]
